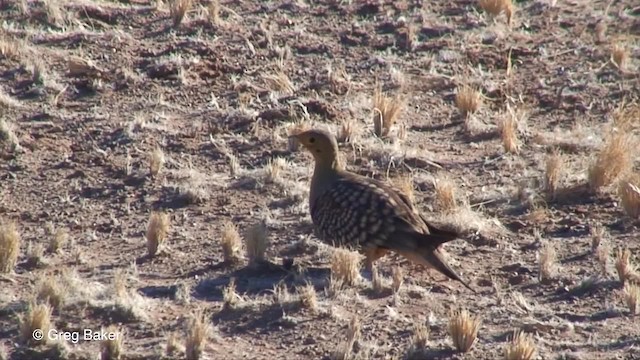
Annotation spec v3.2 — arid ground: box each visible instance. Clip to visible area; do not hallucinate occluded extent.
[1,0,640,359]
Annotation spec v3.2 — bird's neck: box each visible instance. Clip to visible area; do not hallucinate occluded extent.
[309,159,340,209]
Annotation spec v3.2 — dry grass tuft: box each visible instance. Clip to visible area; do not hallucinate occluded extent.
[538,241,557,283]
[165,332,184,357]
[0,37,22,59]
[170,0,192,28]
[588,131,635,192]
[479,0,514,25]
[25,241,44,268]
[184,311,211,360]
[244,221,269,265]
[448,308,481,353]
[146,212,170,257]
[406,322,429,357]
[371,265,385,293]
[503,330,536,360]
[222,278,241,309]
[297,283,318,312]
[623,282,640,316]
[263,71,295,95]
[149,147,165,177]
[331,248,361,287]
[0,118,21,150]
[0,220,20,273]
[455,84,482,117]
[20,301,52,345]
[100,325,123,360]
[499,108,520,154]
[35,275,67,310]
[220,222,242,264]
[49,228,68,254]
[394,174,415,205]
[332,316,361,360]
[615,248,639,284]
[595,240,611,276]
[264,157,289,184]
[618,173,640,219]
[433,173,461,212]
[544,150,563,199]
[207,0,221,26]
[611,43,629,72]
[372,86,404,138]
[336,118,357,144]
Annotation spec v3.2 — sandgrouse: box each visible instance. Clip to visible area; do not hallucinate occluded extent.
[290,128,475,292]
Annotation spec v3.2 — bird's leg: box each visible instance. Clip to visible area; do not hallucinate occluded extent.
[362,247,388,281]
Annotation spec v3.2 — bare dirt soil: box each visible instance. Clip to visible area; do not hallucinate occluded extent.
[1,0,640,359]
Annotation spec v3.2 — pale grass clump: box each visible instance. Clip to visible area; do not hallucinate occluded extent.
[332,317,361,360]
[448,308,481,353]
[455,84,482,117]
[35,275,67,310]
[615,248,639,284]
[244,221,269,265]
[611,43,629,72]
[222,278,241,309]
[331,248,361,287]
[538,241,557,283]
[499,110,520,154]
[263,71,295,95]
[0,118,21,150]
[503,330,536,360]
[25,241,44,268]
[0,220,20,273]
[612,101,640,131]
[406,322,429,357]
[595,240,611,276]
[618,173,640,219]
[336,118,358,144]
[623,282,640,316]
[146,212,170,257]
[588,131,635,192]
[478,0,514,25]
[372,86,405,138]
[149,147,165,177]
[264,157,289,184]
[49,228,68,253]
[297,283,318,312]
[207,0,221,26]
[165,333,184,357]
[370,265,385,293]
[328,63,352,95]
[220,222,242,264]
[394,174,416,205]
[544,150,563,199]
[433,174,461,212]
[184,311,211,360]
[99,325,123,360]
[20,301,52,345]
[170,0,192,28]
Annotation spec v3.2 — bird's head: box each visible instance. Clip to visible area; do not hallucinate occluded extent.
[289,128,340,169]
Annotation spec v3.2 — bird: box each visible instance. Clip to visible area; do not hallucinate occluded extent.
[289,128,475,292]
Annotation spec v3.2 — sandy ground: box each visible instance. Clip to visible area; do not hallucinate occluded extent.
[1,0,640,359]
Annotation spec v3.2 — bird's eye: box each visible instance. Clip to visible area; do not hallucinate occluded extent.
[309,137,316,143]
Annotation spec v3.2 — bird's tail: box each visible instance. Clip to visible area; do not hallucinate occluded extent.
[396,224,476,293]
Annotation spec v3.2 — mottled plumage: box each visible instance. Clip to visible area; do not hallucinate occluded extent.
[290,128,475,292]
